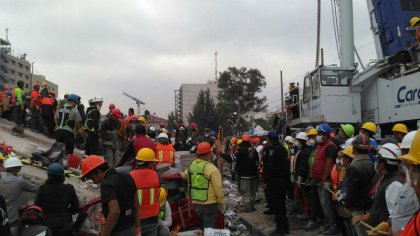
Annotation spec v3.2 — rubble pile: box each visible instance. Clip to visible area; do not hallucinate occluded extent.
[222,179,250,236]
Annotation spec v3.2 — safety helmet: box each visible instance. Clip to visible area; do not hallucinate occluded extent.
[361,122,377,133]
[317,123,332,134]
[0,153,4,160]
[343,137,354,148]
[196,142,212,155]
[410,16,420,27]
[340,124,355,137]
[392,123,408,134]
[179,127,185,131]
[242,134,251,142]
[253,137,261,143]
[231,137,238,144]
[237,139,243,145]
[149,126,156,132]
[138,116,146,123]
[91,96,103,103]
[68,94,79,104]
[352,134,371,150]
[111,108,122,118]
[378,143,401,165]
[307,128,317,136]
[41,81,48,86]
[158,133,168,139]
[401,131,417,149]
[20,205,45,225]
[80,155,105,179]
[233,112,237,116]
[47,163,64,176]
[267,131,278,140]
[161,128,169,134]
[109,104,115,110]
[285,136,295,143]
[4,157,23,169]
[33,82,40,88]
[295,132,308,141]
[210,131,216,137]
[339,145,354,159]
[190,122,197,129]
[398,128,420,165]
[136,148,158,162]
[158,188,167,207]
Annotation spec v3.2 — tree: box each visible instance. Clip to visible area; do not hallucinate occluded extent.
[167,111,177,131]
[187,89,218,131]
[216,67,268,134]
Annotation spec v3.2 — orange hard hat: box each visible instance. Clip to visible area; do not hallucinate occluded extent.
[231,137,238,144]
[242,134,251,142]
[196,142,212,155]
[254,137,260,143]
[112,108,122,118]
[81,155,105,178]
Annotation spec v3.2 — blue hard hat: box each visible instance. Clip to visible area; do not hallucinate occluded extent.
[68,94,79,104]
[267,131,278,139]
[317,123,332,134]
[210,131,216,137]
[47,163,65,176]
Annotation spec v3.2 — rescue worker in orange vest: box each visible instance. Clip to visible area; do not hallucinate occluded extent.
[29,82,43,132]
[0,84,13,120]
[156,133,176,167]
[130,148,161,236]
[81,155,140,236]
[40,92,56,137]
[181,142,224,229]
[397,128,420,236]
[127,108,137,122]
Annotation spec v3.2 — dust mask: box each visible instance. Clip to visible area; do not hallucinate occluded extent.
[316,135,324,143]
[307,139,315,146]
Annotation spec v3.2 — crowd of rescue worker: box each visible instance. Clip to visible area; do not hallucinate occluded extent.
[1,81,420,236]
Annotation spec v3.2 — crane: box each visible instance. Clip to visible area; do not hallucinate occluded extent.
[122,91,145,116]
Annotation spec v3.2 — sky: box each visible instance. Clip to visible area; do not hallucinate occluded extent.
[0,0,376,118]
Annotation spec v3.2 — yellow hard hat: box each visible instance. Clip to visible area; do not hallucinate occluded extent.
[308,128,317,136]
[237,139,243,145]
[339,146,354,159]
[361,122,377,133]
[161,128,169,134]
[398,128,420,165]
[138,116,146,123]
[410,16,420,27]
[158,187,167,207]
[135,148,158,162]
[0,153,5,160]
[41,81,48,86]
[392,123,408,134]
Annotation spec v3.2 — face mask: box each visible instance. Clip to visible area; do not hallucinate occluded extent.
[336,158,343,166]
[316,135,324,143]
[204,134,209,137]
[307,139,316,146]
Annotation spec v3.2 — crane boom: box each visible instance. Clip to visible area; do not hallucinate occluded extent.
[122,91,145,116]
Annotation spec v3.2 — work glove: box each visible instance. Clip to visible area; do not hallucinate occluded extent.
[297,176,303,188]
[367,221,389,235]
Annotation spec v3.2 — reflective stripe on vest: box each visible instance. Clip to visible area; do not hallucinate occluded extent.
[85,108,99,132]
[188,160,210,202]
[156,143,175,165]
[57,105,76,130]
[130,169,160,220]
[158,202,166,220]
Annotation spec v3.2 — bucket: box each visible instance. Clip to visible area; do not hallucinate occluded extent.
[22,142,38,157]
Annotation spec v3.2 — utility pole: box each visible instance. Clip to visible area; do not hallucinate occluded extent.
[215,51,218,82]
[280,70,284,114]
[30,62,35,92]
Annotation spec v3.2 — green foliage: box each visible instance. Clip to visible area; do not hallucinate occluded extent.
[187,89,218,131]
[167,111,177,131]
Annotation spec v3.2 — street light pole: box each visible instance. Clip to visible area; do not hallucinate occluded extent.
[30,62,35,91]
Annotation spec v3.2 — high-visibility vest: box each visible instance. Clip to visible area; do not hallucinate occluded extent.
[188,160,210,202]
[158,201,166,220]
[156,143,175,166]
[57,105,77,131]
[41,97,54,106]
[401,210,420,236]
[130,168,160,220]
[30,90,41,108]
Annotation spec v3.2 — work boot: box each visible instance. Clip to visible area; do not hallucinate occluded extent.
[305,220,320,231]
[319,227,340,236]
[264,209,275,215]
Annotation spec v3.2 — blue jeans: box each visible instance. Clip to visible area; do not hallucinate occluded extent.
[317,186,337,229]
[194,204,218,229]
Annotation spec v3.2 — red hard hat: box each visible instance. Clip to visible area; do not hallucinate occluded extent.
[112,108,122,118]
[81,155,105,178]
[190,122,197,129]
[196,142,212,155]
[109,104,115,110]
[242,134,251,142]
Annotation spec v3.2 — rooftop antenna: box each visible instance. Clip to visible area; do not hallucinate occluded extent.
[215,51,218,82]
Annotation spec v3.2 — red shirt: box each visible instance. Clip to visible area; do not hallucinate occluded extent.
[133,135,156,155]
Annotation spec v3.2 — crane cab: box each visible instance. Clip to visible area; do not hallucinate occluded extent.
[289,66,361,128]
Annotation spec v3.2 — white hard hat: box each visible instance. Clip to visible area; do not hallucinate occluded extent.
[158,133,168,139]
[149,126,156,132]
[343,137,354,148]
[401,131,417,149]
[4,157,23,169]
[295,132,308,141]
[285,136,295,143]
[91,96,103,103]
[378,143,401,165]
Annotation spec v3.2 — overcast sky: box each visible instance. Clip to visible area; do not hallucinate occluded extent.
[1,0,376,118]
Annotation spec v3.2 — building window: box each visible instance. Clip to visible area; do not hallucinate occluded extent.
[11,70,15,74]
[18,72,22,77]
[25,75,29,80]
[25,66,30,71]
[11,60,15,65]
[18,63,23,68]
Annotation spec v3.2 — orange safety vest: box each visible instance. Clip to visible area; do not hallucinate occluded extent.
[401,210,420,236]
[156,143,175,166]
[129,168,160,220]
[30,90,41,108]
[118,118,127,139]
[41,97,54,106]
